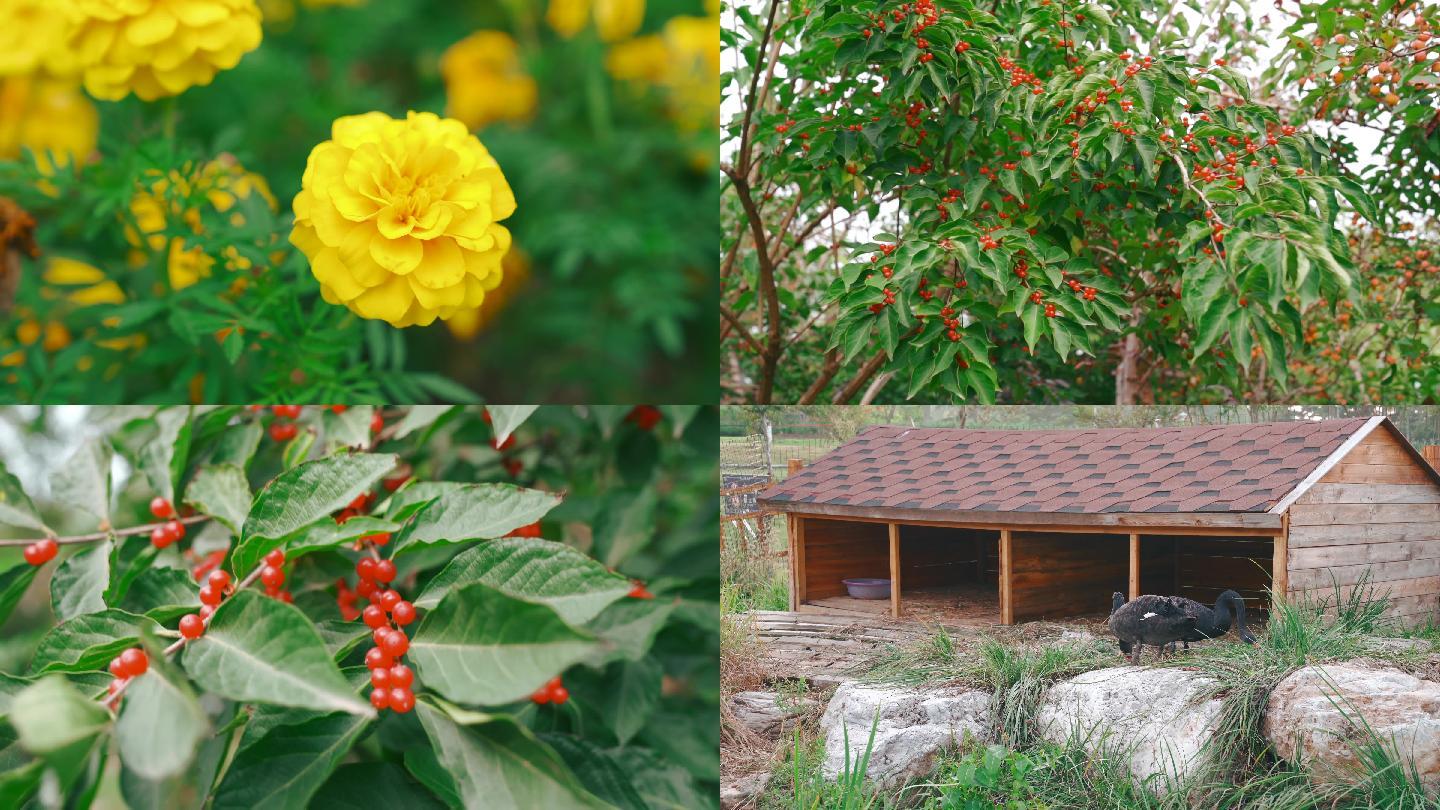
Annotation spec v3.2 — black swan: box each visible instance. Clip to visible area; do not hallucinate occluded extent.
[1168,589,1257,648]
[1107,593,1196,664]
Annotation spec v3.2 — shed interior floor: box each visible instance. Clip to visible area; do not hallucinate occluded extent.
[801,584,1113,626]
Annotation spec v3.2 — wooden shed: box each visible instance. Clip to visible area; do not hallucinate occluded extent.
[757,417,1440,627]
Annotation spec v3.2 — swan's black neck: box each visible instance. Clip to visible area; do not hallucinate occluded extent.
[1216,590,1255,643]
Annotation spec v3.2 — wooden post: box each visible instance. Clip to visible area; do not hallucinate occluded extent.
[888,522,901,619]
[787,459,804,477]
[1272,512,1289,609]
[1129,533,1140,600]
[999,529,1013,625]
[786,515,799,611]
[793,516,806,607]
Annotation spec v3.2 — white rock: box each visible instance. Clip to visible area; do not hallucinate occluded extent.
[729,691,814,737]
[1035,666,1223,790]
[720,771,771,810]
[1265,664,1440,787]
[819,681,990,789]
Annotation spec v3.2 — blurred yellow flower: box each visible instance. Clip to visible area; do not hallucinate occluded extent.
[604,35,668,84]
[125,157,277,289]
[548,0,644,42]
[0,0,80,77]
[66,0,263,101]
[440,31,537,131]
[0,76,98,174]
[594,0,644,42]
[44,257,126,307]
[607,15,719,135]
[290,111,516,328]
[445,246,529,341]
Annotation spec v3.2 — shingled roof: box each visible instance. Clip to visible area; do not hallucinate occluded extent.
[760,418,1386,516]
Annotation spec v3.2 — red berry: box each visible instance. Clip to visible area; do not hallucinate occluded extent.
[151,525,171,548]
[389,664,413,688]
[355,558,377,581]
[365,532,391,547]
[370,687,389,710]
[165,520,185,543]
[392,601,416,626]
[549,685,569,705]
[377,590,401,612]
[365,647,393,670]
[355,578,377,598]
[264,548,285,567]
[272,405,302,420]
[118,648,147,677]
[207,570,231,591]
[199,604,216,619]
[373,559,396,583]
[107,678,124,696]
[380,629,409,657]
[23,543,46,566]
[370,413,384,434]
[372,627,390,646]
[149,497,173,519]
[260,565,285,589]
[108,657,126,677]
[531,687,550,704]
[507,522,542,538]
[362,605,388,628]
[278,591,293,604]
[179,614,204,640]
[389,687,414,713]
[329,405,348,413]
[199,584,223,606]
[626,405,662,430]
[370,666,392,688]
[348,493,369,511]
[628,583,654,599]
[269,422,297,442]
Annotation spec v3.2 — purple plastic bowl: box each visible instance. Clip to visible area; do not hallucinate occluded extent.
[842,578,892,600]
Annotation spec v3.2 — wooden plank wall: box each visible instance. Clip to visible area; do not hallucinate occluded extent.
[1288,426,1440,624]
[1169,535,1272,610]
[1137,535,1179,597]
[1010,532,1128,621]
[895,525,995,588]
[800,519,891,600]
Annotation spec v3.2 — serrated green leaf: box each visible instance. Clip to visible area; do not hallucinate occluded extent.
[486,405,538,447]
[312,762,449,810]
[542,735,648,810]
[321,406,375,451]
[415,539,632,625]
[50,541,111,621]
[0,461,47,533]
[30,609,161,674]
[50,440,111,531]
[572,658,662,745]
[583,599,675,667]
[7,676,109,755]
[180,590,373,717]
[114,659,208,781]
[184,464,252,535]
[211,711,372,810]
[0,564,38,629]
[117,567,199,621]
[410,583,600,705]
[393,484,562,554]
[414,701,610,810]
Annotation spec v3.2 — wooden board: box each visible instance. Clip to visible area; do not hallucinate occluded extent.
[1288,502,1440,526]
[1289,522,1440,547]
[767,506,1283,533]
[1010,531,1128,622]
[1128,534,1140,601]
[1000,529,1013,625]
[800,518,888,600]
[1295,483,1440,505]
[888,522,901,619]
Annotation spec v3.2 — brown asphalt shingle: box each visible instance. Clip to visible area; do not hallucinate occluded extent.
[759,418,1373,515]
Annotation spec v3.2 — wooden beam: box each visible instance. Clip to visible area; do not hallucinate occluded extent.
[1129,533,1140,600]
[999,529,1013,625]
[888,522,901,619]
[787,515,799,611]
[1272,512,1289,609]
[794,516,806,606]
[758,504,1284,533]
[788,459,805,476]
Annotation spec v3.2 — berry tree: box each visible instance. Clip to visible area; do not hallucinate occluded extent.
[0,404,718,808]
[722,0,1386,404]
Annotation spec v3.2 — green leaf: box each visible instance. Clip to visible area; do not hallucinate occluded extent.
[321,406,375,451]
[393,484,562,554]
[50,541,111,621]
[285,515,401,560]
[391,406,456,441]
[415,701,610,810]
[8,676,109,754]
[50,440,111,531]
[594,487,656,569]
[414,539,632,625]
[542,735,649,810]
[612,747,711,810]
[1020,303,1041,351]
[211,711,372,810]
[312,762,449,810]
[184,464,252,535]
[486,405,538,447]
[114,659,209,780]
[0,461,48,533]
[212,420,264,472]
[181,590,373,716]
[583,599,676,666]
[235,452,397,573]
[572,658,662,745]
[117,567,200,621]
[410,583,600,705]
[30,610,161,674]
[141,407,194,503]
[0,564,38,629]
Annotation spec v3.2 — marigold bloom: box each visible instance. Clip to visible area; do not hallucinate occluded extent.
[440,32,537,130]
[546,0,589,38]
[594,0,644,42]
[290,111,516,328]
[608,15,719,133]
[0,76,98,174]
[66,0,263,101]
[0,0,80,77]
[445,246,528,341]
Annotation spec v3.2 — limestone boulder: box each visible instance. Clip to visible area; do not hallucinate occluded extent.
[819,681,991,789]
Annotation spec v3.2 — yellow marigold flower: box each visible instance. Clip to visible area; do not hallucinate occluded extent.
[16,319,41,346]
[66,0,263,101]
[0,350,22,367]
[42,322,71,352]
[0,76,98,174]
[290,111,516,328]
[594,0,644,42]
[44,257,126,307]
[546,0,590,38]
[440,31,537,131]
[0,0,80,77]
[706,0,718,15]
[661,15,720,131]
[445,246,529,341]
[604,35,668,84]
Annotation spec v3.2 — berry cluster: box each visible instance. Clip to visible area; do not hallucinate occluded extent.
[259,548,292,602]
[267,404,302,442]
[355,554,417,714]
[148,497,187,549]
[106,647,148,699]
[531,675,569,706]
[21,537,57,566]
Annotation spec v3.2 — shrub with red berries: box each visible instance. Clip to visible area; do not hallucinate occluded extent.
[0,404,718,807]
[725,0,1386,405]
